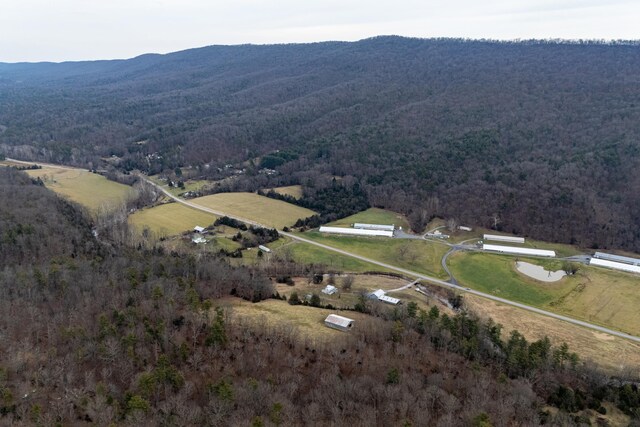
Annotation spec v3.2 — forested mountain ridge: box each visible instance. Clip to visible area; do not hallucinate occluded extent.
[1,37,640,251]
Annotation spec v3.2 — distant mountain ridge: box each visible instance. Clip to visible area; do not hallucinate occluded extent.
[1,36,640,251]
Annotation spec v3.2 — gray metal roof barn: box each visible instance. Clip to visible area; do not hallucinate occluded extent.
[593,252,640,266]
[324,314,355,332]
[353,223,395,231]
[483,234,525,244]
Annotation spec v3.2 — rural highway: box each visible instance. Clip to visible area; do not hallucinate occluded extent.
[136,174,640,344]
[6,159,639,345]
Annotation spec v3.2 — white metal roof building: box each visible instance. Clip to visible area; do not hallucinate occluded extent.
[368,289,400,305]
[353,223,395,232]
[482,244,556,257]
[593,252,640,266]
[379,295,400,305]
[194,226,205,233]
[258,245,271,253]
[322,285,338,295]
[324,314,354,332]
[483,234,525,244]
[458,226,473,232]
[319,226,393,238]
[589,258,640,274]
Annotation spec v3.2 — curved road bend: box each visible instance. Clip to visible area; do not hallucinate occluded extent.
[115,173,640,344]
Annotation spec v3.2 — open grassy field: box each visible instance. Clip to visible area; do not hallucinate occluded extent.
[278,241,387,273]
[129,202,217,237]
[449,251,640,335]
[465,295,640,374]
[21,165,133,212]
[267,185,303,198]
[296,231,449,278]
[215,297,377,341]
[327,207,410,230]
[191,192,316,229]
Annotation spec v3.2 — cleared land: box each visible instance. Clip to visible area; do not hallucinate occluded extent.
[129,202,217,237]
[149,176,212,196]
[297,231,449,278]
[275,275,447,313]
[22,166,133,212]
[449,252,640,335]
[216,297,377,341]
[465,295,640,374]
[327,207,410,231]
[267,185,303,198]
[191,192,315,229]
[277,241,386,273]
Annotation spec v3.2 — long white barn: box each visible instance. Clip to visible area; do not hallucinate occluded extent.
[319,226,393,237]
[483,234,525,244]
[353,223,395,232]
[589,258,640,274]
[483,244,556,257]
[593,252,640,266]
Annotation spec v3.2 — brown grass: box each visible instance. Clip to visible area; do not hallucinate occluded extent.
[191,192,315,229]
[465,295,640,374]
[215,297,374,342]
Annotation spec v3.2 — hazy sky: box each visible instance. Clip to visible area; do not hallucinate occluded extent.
[1,0,638,62]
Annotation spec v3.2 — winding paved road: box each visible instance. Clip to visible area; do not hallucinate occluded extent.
[7,159,638,344]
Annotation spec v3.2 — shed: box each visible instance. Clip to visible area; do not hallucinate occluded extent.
[324,314,354,332]
[194,226,205,233]
[192,236,206,244]
[258,245,271,253]
[458,226,473,232]
[322,285,338,295]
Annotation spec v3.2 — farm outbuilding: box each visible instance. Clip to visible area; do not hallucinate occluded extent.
[483,234,525,244]
[322,285,338,295]
[458,226,473,232]
[319,226,393,237]
[593,252,640,266]
[192,236,206,244]
[258,245,271,253]
[368,289,400,305]
[353,223,395,232]
[482,244,555,257]
[193,226,205,233]
[324,314,354,332]
[589,258,640,274]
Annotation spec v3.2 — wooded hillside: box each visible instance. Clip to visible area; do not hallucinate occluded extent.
[1,37,640,251]
[1,167,640,425]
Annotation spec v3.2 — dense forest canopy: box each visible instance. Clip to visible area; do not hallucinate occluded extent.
[1,37,640,251]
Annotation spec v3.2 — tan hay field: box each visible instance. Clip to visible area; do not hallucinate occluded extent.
[465,295,640,374]
[268,185,303,198]
[23,166,132,212]
[129,202,217,237]
[191,192,315,229]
